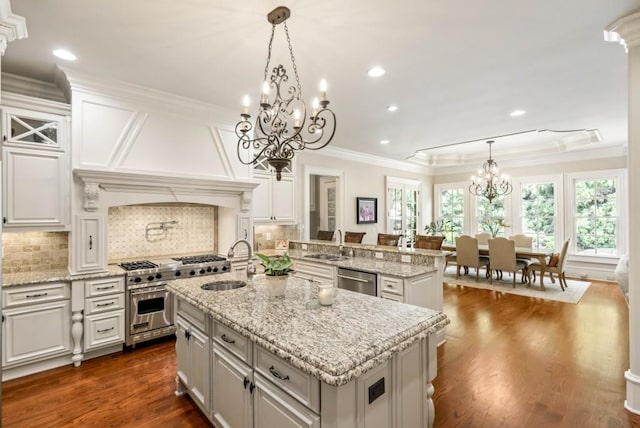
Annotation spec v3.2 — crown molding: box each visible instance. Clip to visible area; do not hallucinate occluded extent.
[1,90,70,115]
[0,0,26,56]
[319,145,431,175]
[1,73,69,103]
[605,9,640,50]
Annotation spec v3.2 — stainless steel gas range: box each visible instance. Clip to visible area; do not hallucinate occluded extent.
[119,254,230,346]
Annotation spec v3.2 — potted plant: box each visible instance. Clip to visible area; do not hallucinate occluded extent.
[256,253,294,296]
[424,218,451,236]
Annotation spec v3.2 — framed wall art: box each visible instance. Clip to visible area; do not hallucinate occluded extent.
[356,197,377,224]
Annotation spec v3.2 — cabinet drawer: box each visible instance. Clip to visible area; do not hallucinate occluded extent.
[176,298,208,333]
[84,309,125,351]
[85,276,125,297]
[85,293,125,315]
[254,345,320,413]
[380,292,403,303]
[3,282,70,307]
[294,260,335,283]
[213,320,252,365]
[379,276,404,296]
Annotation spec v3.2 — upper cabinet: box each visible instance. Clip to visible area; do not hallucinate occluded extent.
[1,98,71,231]
[252,158,295,224]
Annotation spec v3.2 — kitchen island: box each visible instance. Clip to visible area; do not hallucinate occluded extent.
[168,272,449,428]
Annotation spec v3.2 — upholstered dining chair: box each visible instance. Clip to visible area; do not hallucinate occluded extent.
[316,230,335,241]
[455,235,490,282]
[528,238,570,290]
[475,232,492,245]
[376,233,400,246]
[414,234,445,250]
[344,231,366,243]
[488,237,528,287]
[509,233,534,268]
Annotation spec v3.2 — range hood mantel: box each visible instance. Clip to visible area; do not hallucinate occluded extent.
[74,169,258,213]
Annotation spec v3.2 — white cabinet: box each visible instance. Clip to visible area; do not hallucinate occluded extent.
[378,272,440,310]
[83,276,125,352]
[176,311,210,414]
[2,282,71,368]
[1,102,70,231]
[211,343,253,427]
[72,214,106,273]
[293,260,336,285]
[253,172,295,223]
[254,372,320,428]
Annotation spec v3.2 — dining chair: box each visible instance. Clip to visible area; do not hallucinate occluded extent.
[376,233,400,246]
[475,232,492,245]
[488,237,528,287]
[455,235,490,282]
[316,230,335,241]
[528,238,570,290]
[344,231,366,243]
[414,234,445,250]
[509,233,534,268]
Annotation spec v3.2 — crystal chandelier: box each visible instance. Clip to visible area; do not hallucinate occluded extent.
[469,140,513,203]
[235,6,336,181]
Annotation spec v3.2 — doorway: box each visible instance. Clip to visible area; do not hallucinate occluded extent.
[303,166,344,241]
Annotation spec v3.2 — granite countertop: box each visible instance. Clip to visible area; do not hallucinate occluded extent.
[283,249,439,278]
[167,273,449,386]
[3,264,126,287]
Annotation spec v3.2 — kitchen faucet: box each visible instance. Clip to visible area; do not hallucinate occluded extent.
[227,239,256,279]
[335,229,346,256]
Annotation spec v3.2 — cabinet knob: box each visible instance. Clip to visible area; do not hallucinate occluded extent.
[249,382,255,394]
[2,217,6,225]
[243,376,250,389]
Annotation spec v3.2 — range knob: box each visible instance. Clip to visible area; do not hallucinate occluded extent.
[134,277,142,283]
[147,275,155,281]
[189,270,196,276]
[222,266,228,271]
[175,271,182,277]
[155,273,162,279]
[206,266,212,272]
[213,267,219,273]
[199,269,206,274]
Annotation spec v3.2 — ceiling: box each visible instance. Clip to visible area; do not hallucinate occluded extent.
[2,0,638,169]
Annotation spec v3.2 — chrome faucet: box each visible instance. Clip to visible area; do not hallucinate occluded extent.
[227,239,256,279]
[336,229,345,256]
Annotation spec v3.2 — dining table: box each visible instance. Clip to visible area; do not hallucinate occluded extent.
[441,243,554,290]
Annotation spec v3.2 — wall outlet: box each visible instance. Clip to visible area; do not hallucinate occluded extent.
[401,255,411,263]
[301,243,307,250]
[375,252,384,259]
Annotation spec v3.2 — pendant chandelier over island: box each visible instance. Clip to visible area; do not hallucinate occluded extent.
[235,6,337,181]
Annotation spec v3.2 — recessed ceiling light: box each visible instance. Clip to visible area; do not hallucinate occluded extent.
[387,105,398,112]
[380,140,390,145]
[510,109,526,117]
[368,66,385,77]
[52,49,77,61]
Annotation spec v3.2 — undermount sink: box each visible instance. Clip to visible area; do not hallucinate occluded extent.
[306,253,347,261]
[201,280,247,291]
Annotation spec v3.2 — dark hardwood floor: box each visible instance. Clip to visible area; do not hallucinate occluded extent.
[2,280,639,427]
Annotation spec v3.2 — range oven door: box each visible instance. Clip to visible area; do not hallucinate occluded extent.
[129,285,173,335]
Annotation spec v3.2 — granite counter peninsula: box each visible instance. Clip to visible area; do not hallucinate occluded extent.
[167,272,449,428]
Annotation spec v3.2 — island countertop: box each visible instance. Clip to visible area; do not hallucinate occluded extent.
[167,272,449,387]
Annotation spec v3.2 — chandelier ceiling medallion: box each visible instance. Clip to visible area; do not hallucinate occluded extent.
[469,140,513,204]
[235,6,336,181]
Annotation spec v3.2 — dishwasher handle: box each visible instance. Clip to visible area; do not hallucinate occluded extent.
[337,273,371,283]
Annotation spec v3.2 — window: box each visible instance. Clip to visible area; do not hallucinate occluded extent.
[437,187,464,244]
[386,177,421,243]
[567,169,626,258]
[476,194,507,237]
[521,182,556,248]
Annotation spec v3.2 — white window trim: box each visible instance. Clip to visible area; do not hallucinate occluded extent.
[564,168,627,261]
[386,176,422,235]
[510,174,564,249]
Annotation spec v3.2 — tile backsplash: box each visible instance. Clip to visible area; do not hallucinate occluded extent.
[108,204,217,261]
[2,232,69,274]
[254,224,300,251]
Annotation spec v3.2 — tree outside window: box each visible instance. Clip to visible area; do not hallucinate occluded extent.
[477,194,507,237]
[521,183,555,248]
[438,188,463,244]
[574,179,617,255]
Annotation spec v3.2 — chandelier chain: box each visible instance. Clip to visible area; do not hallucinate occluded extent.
[283,22,302,97]
[263,24,276,82]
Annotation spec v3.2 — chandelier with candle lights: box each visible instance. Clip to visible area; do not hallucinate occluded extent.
[235,6,336,181]
[469,140,513,204]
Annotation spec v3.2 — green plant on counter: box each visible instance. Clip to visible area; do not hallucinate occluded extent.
[256,253,294,276]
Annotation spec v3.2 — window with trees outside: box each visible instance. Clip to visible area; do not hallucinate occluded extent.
[437,187,464,244]
[521,182,555,248]
[572,175,620,256]
[386,177,421,245]
[477,194,507,237]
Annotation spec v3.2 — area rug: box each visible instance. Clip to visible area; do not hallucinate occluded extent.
[443,266,591,304]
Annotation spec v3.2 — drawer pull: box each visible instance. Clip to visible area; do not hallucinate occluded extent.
[26,292,49,298]
[96,302,115,307]
[96,285,115,290]
[97,326,114,333]
[221,334,236,344]
[269,365,290,381]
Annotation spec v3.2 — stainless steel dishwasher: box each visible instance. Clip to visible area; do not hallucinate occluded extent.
[337,268,377,296]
